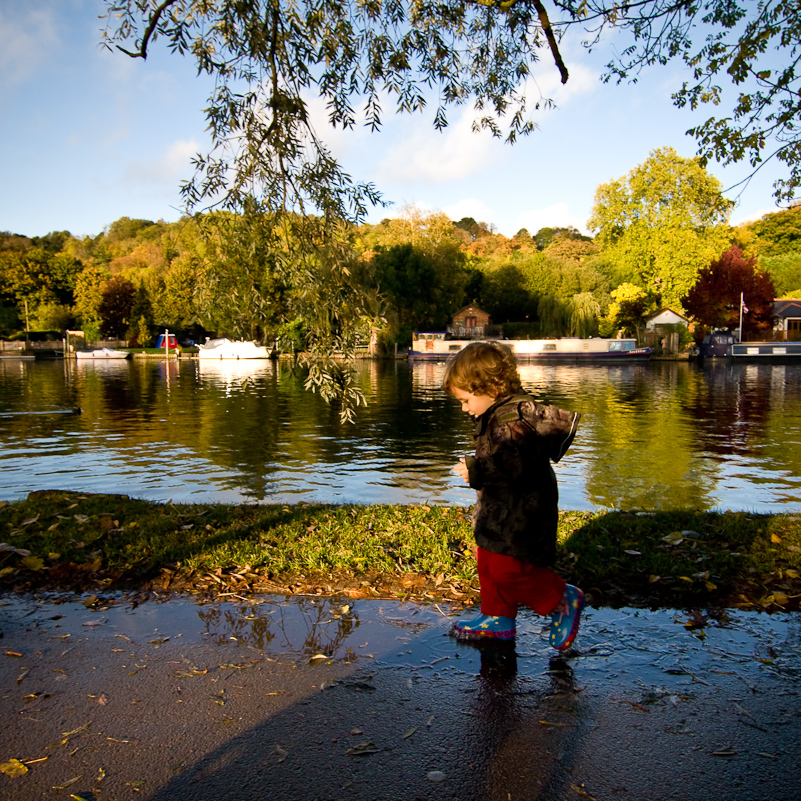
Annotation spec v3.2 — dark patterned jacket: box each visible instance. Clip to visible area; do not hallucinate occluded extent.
[464,394,580,566]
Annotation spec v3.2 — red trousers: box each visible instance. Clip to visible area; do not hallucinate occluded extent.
[477,546,566,618]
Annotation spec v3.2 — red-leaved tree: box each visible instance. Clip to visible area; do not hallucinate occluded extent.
[683,246,776,338]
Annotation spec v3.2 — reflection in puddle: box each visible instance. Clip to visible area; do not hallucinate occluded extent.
[3,594,799,690]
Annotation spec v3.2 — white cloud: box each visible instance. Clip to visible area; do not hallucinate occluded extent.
[121,138,201,189]
[0,6,59,89]
[514,202,590,236]
[442,198,497,226]
[376,105,500,184]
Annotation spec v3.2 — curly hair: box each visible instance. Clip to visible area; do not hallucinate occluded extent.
[441,341,522,399]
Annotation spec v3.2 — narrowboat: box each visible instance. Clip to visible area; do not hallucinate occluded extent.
[409,333,653,361]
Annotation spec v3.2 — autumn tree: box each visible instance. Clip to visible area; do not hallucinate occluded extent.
[588,147,732,311]
[683,245,776,336]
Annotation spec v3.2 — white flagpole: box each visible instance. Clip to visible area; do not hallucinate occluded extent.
[739,292,744,342]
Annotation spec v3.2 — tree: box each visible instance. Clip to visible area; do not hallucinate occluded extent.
[98,275,137,339]
[74,266,108,338]
[745,206,801,257]
[683,245,776,336]
[588,147,733,310]
[603,283,651,337]
[572,0,801,204]
[103,1,801,212]
[569,292,601,338]
[479,263,537,323]
[101,0,800,412]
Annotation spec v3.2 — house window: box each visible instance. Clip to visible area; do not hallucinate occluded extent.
[465,316,477,328]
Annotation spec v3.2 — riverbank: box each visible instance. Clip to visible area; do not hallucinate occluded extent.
[2,491,800,611]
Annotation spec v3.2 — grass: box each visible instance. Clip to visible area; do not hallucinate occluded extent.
[2,491,800,611]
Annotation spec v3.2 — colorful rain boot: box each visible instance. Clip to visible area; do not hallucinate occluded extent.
[549,585,585,651]
[451,614,516,641]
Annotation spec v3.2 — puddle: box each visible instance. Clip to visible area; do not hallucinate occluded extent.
[2,593,800,688]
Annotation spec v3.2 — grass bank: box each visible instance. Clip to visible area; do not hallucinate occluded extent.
[2,491,800,611]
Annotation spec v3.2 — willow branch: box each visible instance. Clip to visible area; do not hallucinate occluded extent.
[116,0,181,59]
[532,0,569,84]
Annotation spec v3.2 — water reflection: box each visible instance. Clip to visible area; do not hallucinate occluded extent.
[0,358,799,511]
[196,597,360,661]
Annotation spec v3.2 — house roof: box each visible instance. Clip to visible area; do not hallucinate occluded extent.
[452,305,490,317]
[645,308,689,323]
[774,299,801,318]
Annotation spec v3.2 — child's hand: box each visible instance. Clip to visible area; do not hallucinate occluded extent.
[452,457,469,483]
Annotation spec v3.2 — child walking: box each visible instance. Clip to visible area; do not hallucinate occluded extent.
[443,341,585,651]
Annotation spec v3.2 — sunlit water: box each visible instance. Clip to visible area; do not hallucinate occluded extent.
[1,357,800,512]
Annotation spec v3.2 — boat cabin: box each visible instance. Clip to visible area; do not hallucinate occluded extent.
[699,332,736,358]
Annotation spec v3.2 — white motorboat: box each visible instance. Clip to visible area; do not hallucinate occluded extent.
[75,347,131,360]
[196,338,270,359]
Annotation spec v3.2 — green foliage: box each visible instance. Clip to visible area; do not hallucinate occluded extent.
[589,147,733,310]
[759,252,801,297]
[537,294,569,337]
[569,292,601,338]
[604,283,651,337]
[746,206,801,256]
[478,263,537,323]
[581,0,801,204]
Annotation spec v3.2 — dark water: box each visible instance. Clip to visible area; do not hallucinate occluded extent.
[1,357,800,512]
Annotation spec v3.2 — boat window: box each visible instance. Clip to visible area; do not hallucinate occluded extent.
[543,343,557,351]
[448,345,462,352]
[608,341,623,351]
[621,341,634,351]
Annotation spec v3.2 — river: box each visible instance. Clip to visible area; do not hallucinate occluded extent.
[1,357,800,512]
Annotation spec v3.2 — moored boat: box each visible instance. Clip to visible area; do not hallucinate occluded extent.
[75,347,131,360]
[409,333,652,361]
[730,341,801,361]
[197,338,270,359]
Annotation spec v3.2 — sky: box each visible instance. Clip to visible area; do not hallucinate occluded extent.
[0,0,790,242]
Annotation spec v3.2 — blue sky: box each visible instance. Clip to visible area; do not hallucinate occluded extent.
[0,0,788,241]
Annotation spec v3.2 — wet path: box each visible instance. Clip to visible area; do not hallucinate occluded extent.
[2,594,800,800]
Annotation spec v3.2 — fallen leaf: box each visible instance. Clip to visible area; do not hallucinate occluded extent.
[0,758,28,778]
[270,744,287,762]
[347,741,381,756]
[308,654,329,664]
[771,533,782,544]
[6,650,22,658]
[21,556,45,571]
[402,727,417,739]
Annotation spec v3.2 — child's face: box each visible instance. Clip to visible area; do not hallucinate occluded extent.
[451,387,497,418]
